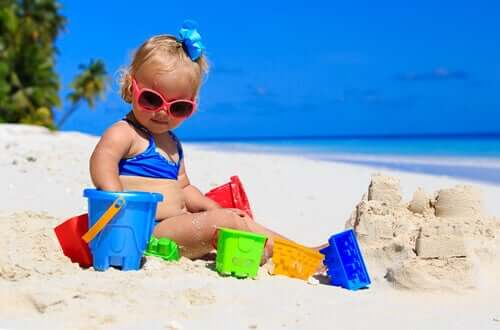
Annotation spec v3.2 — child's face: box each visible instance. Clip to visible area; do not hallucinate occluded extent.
[132,60,198,134]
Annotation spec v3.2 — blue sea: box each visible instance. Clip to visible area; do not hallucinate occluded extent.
[189,137,500,185]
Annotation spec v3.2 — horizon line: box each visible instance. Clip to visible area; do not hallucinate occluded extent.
[182,132,500,142]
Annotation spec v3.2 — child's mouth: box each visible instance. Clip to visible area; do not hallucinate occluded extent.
[152,119,169,125]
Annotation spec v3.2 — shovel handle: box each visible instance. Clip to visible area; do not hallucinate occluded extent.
[82,196,126,243]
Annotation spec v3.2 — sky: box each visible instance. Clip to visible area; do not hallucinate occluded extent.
[54,0,500,139]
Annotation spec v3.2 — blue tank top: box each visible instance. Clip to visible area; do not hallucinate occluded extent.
[118,119,183,180]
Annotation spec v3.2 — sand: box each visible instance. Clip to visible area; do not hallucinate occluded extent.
[1,124,500,330]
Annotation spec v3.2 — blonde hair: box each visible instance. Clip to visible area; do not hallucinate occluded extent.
[119,35,209,103]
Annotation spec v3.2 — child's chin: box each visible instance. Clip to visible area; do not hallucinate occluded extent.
[150,122,180,133]
[149,126,171,134]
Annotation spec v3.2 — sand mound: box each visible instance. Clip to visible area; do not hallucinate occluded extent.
[434,185,484,218]
[0,212,210,328]
[0,211,276,329]
[0,211,82,281]
[346,174,500,291]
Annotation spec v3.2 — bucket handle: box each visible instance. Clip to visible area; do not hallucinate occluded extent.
[82,196,126,243]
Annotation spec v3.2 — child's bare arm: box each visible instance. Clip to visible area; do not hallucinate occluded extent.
[177,161,221,212]
[90,123,133,191]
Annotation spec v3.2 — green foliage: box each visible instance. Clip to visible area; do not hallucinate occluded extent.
[0,0,108,130]
[0,0,66,128]
[58,59,109,128]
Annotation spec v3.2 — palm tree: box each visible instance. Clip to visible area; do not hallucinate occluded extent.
[58,59,108,128]
[0,0,66,128]
[0,1,108,129]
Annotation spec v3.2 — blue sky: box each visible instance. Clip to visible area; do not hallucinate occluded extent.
[54,0,500,139]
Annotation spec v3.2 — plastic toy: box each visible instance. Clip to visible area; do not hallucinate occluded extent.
[205,176,254,218]
[54,195,128,268]
[54,213,93,267]
[54,196,129,267]
[84,189,163,271]
[145,236,181,261]
[215,227,267,278]
[272,238,324,280]
[320,229,371,290]
[83,195,126,243]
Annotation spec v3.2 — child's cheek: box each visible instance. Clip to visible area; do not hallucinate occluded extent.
[133,109,153,122]
[171,117,187,127]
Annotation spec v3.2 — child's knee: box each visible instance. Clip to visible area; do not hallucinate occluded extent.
[209,209,250,231]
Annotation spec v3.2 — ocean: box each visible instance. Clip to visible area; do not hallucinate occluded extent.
[189,136,500,185]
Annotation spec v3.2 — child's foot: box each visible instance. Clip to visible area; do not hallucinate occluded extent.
[311,243,327,273]
[312,243,328,251]
[260,238,273,265]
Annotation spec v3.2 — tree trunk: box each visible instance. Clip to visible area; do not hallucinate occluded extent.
[57,103,79,129]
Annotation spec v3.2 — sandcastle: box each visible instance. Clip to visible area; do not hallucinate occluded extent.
[346,174,500,290]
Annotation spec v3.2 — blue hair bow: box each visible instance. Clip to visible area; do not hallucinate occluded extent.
[177,20,204,61]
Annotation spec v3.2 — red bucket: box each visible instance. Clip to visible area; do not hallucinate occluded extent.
[54,213,93,267]
[205,176,254,219]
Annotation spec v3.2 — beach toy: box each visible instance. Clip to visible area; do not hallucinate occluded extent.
[84,189,163,271]
[54,196,131,267]
[320,229,371,290]
[215,227,267,278]
[272,238,324,281]
[205,176,254,218]
[144,236,181,261]
[83,195,126,243]
[54,213,93,267]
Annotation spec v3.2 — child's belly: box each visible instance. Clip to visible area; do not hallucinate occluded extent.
[119,175,187,220]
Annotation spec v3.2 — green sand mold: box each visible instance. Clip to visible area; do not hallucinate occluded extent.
[215,227,267,279]
[144,236,181,261]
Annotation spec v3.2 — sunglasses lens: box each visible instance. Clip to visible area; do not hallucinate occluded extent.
[170,101,194,117]
[138,90,163,111]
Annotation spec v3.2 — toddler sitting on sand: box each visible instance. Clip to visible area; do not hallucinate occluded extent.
[89,22,317,260]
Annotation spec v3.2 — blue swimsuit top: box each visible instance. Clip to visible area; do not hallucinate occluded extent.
[118,118,183,180]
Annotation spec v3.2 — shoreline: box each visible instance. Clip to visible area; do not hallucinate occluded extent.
[193,142,500,186]
[319,156,500,186]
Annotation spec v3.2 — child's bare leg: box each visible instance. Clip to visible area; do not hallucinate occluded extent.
[153,208,288,259]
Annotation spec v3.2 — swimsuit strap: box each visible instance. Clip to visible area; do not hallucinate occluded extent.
[168,131,184,160]
[122,115,183,161]
[122,117,151,136]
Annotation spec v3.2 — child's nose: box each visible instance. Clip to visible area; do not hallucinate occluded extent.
[158,105,170,115]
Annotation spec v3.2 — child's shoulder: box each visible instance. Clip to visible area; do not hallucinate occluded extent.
[110,119,134,132]
[99,120,137,144]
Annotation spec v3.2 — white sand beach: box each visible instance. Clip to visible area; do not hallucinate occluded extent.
[1,124,500,330]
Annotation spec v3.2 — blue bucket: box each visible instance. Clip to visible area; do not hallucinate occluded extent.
[83,189,163,271]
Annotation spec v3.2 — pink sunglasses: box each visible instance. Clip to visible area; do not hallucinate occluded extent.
[132,78,197,118]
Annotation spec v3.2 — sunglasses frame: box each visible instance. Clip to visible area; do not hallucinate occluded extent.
[131,78,197,118]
